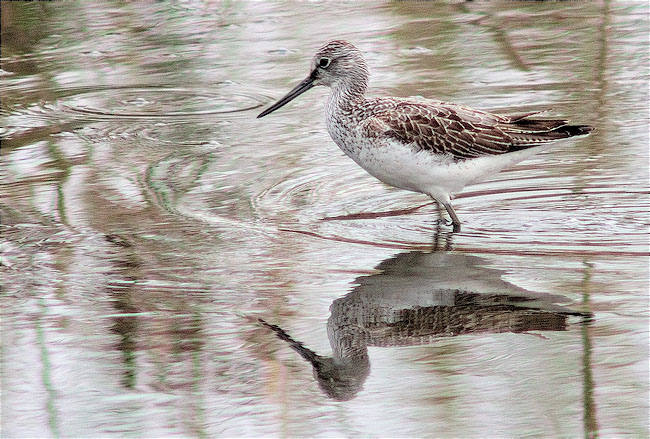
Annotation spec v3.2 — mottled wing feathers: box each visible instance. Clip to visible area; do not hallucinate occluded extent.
[362,99,592,161]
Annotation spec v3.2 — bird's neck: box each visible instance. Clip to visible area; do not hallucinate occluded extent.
[327,76,368,116]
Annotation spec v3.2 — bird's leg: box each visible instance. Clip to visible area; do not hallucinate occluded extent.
[443,202,461,232]
[431,200,446,225]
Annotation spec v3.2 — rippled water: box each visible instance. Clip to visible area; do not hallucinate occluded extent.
[1,1,648,438]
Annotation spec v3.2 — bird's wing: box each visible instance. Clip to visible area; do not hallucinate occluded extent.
[361,100,590,161]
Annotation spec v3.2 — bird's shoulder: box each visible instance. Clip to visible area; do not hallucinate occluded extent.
[360,97,506,126]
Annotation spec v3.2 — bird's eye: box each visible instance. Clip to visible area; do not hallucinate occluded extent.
[318,57,331,68]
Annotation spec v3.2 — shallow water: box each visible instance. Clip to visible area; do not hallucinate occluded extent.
[1,1,648,438]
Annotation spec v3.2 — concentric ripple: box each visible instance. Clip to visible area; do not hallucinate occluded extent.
[0,81,269,147]
[1,83,270,143]
[143,150,278,237]
[58,84,267,120]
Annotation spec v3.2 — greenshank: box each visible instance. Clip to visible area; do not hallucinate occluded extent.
[258,40,592,231]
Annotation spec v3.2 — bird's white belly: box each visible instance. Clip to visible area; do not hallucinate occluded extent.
[334,135,547,202]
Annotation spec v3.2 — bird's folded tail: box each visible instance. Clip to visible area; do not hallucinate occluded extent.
[500,116,593,151]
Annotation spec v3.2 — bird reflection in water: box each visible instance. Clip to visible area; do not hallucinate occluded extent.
[260,249,592,401]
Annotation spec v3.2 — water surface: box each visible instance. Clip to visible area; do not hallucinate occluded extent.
[1,1,648,438]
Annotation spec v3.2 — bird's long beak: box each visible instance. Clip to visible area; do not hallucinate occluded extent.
[257,70,317,118]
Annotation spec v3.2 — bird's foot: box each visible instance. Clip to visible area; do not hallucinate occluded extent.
[444,219,461,232]
[434,218,461,232]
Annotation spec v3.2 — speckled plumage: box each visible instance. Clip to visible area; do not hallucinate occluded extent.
[258,40,593,231]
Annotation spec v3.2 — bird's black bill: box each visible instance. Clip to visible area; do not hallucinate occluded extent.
[257,73,316,118]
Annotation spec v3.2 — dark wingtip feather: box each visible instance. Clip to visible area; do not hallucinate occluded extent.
[557,124,594,137]
[507,117,594,138]
[505,119,594,152]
